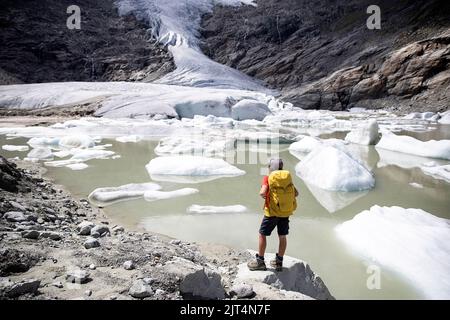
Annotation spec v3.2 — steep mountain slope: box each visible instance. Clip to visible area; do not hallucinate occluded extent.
[200,0,450,112]
[0,0,174,83]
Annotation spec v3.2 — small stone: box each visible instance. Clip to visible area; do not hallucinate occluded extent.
[231,283,254,299]
[84,238,100,249]
[39,231,62,241]
[90,225,109,238]
[52,281,64,288]
[9,201,26,211]
[170,239,181,245]
[85,289,92,297]
[112,225,125,234]
[143,277,155,285]
[66,270,90,284]
[129,280,153,299]
[77,221,95,236]
[21,230,40,240]
[123,260,135,270]
[89,264,96,270]
[37,218,45,224]
[110,295,117,300]
[4,211,27,222]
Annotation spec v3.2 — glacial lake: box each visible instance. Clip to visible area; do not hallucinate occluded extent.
[1,124,449,300]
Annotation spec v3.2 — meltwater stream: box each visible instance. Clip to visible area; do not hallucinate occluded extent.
[1,125,449,300]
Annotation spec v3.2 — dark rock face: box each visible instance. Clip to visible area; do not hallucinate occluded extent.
[200,0,450,112]
[0,249,40,276]
[0,0,175,84]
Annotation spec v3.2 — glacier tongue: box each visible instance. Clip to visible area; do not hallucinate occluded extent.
[115,0,267,92]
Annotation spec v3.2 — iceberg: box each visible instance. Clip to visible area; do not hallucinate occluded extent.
[420,164,450,183]
[376,130,450,160]
[115,135,143,143]
[439,111,450,124]
[1,145,29,152]
[58,135,95,149]
[26,147,53,161]
[335,205,450,299]
[295,146,375,192]
[88,182,162,207]
[154,135,235,157]
[344,120,379,145]
[44,150,115,167]
[146,156,245,177]
[66,163,89,171]
[143,188,199,202]
[403,112,440,121]
[187,204,248,214]
[231,99,271,121]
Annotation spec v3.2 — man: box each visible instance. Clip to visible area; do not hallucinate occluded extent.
[247,158,299,271]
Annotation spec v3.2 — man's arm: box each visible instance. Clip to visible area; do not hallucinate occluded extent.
[260,185,268,199]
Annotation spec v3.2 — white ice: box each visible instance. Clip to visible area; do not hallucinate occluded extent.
[439,111,450,124]
[376,130,450,160]
[154,135,235,157]
[66,163,89,171]
[26,147,53,161]
[335,205,450,299]
[115,135,143,143]
[420,164,450,183]
[143,188,199,202]
[44,150,115,168]
[345,120,379,145]
[295,146,375,192]
[88,182,162,207]
[146,156,245,177]
[409,182,424,188]
[403,112,440,121]
[186,204,248,214]
[1,145,29,152]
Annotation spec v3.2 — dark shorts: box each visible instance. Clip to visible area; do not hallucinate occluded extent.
[259,216,289,236]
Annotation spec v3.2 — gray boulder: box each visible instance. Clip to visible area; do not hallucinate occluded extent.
[129,279,153,299]
[123,260,135,270]
[163,257,225,300]
[1,278,41,297]
[39,231,62,241]
[84,237,100,249]
[77,221,95,235]
[66,270,90,284]
[230,283,254,299]
[21,230,40,240]
[4,211,26,222]
[90,225,110,238]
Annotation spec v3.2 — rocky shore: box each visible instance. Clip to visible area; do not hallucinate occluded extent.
[0,155,334,300]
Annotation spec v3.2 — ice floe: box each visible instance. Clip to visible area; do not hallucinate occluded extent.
[186,205,248,214]
[439,111,450,124]
[420,163,450,183]
[345,120,379,145]
[45,150,115,168]
[403,112,440,121]
[26,147,54,161]
[88,183,162,207]
[295,146,375,192]
[115,135,143,143]
[146,156,245,177]
[409,182,424,189]
[58,135,95,149]
[376,130,450,160]
[143,188,199,202]
[154,135,234,157]
[231,99,271,121]
[335,205,450,299]
[66,163,89,171]
[1,145,29,152]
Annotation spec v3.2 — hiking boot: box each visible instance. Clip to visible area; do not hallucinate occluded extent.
[247,254,267,271]
[270,254,283,271]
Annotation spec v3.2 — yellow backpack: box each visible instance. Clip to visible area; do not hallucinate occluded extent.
[265,170,297,217]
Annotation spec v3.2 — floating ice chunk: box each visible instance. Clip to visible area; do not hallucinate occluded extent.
[88,183,162,207]
[27,137,60,149]
[377,148,431,169]
[409,182,424,188]
[187,205,248,214]
[146,156,245,177]
[154,135,234,157]
[404,112,440,121]
[295,146,375,192]
[53,150,72,158]
[59,135,95,149]
[26,147,53,161]
[345,120,379,145]
[231,99,271,121]
[149,175,230,184]
[289,136,323,154]
[66,163,89,171]
[303,182,368,213]
[115,135,143,143]
[420,164,450,183]
[438,111,450,124]
[376,130,450,160]
[335,205,450,299]
[45,150,115,167]
[143,188,199,202]
[2,145,29,152]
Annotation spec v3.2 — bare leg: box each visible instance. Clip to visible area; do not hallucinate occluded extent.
[278,235,287,257]
[258,234,267,257]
